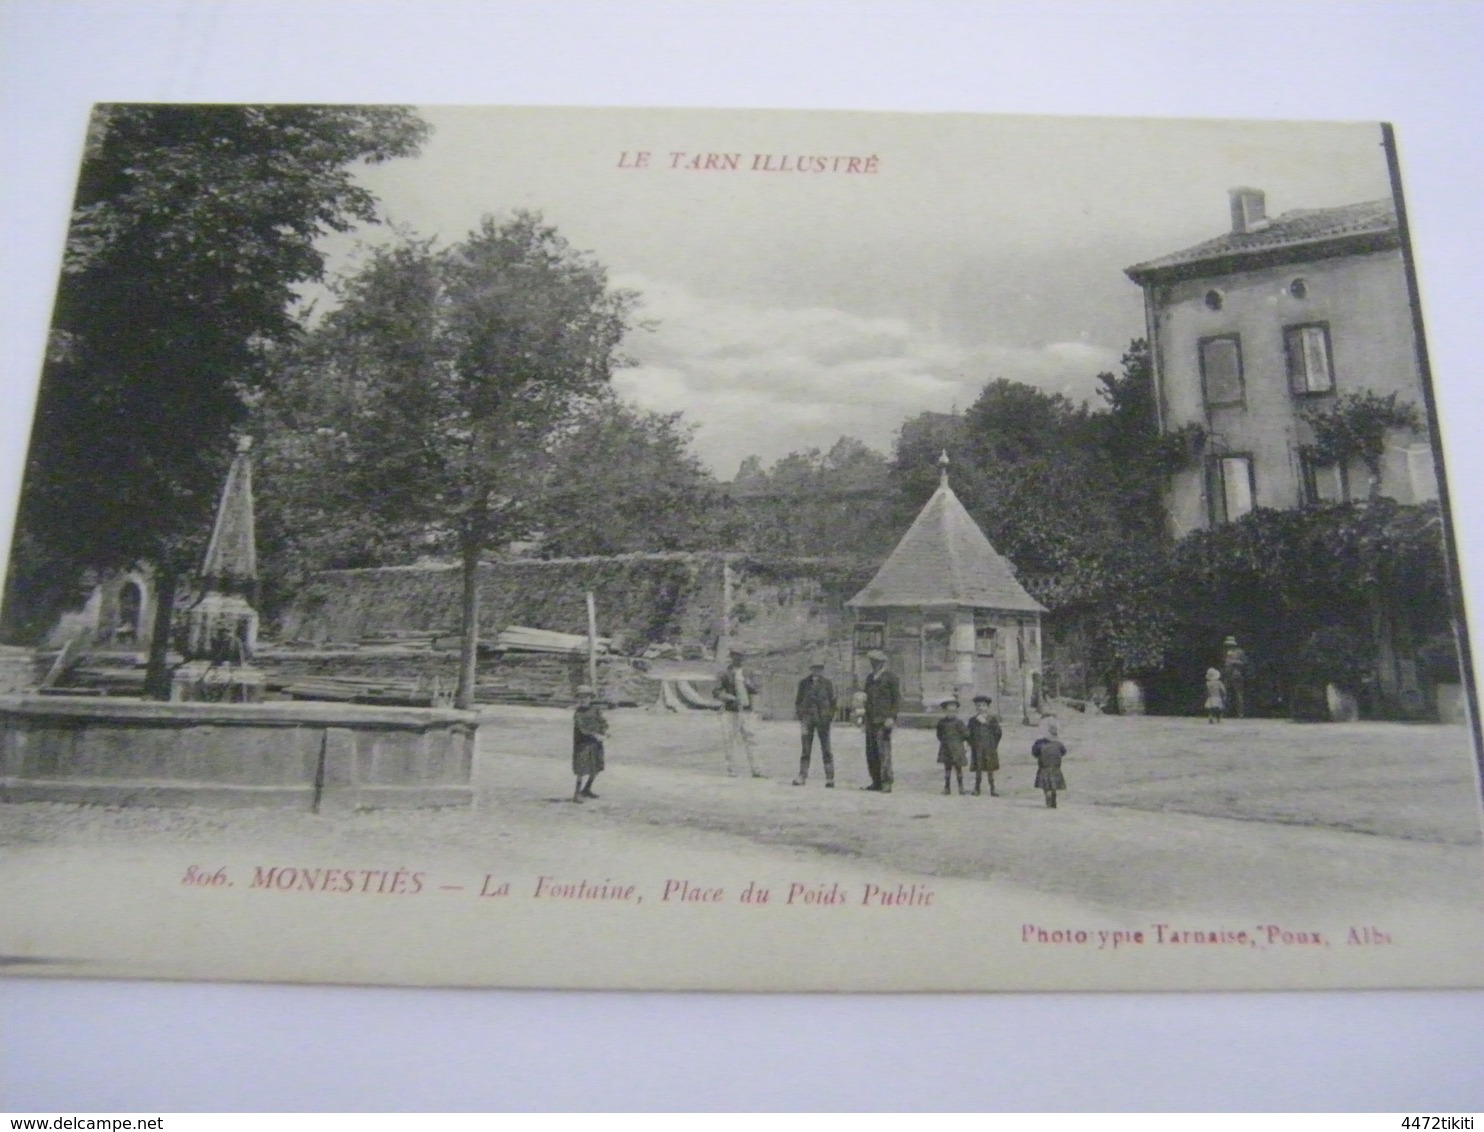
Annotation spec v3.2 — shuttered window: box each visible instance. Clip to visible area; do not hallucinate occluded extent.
[1199,335,1244,408]
[1285,323,1334,394]
[1206,455,1255,525]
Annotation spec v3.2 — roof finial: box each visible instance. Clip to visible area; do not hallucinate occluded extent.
[938,449,951,487]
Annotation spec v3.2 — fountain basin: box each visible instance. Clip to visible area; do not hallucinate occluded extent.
[0,695,478,810]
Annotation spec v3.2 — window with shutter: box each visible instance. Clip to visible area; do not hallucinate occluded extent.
[1199,335,1244,408]
[1285,323,1334,394]
[1206,455,1256,525]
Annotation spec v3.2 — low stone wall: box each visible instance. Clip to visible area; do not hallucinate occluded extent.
[260,647,656,707]
[0,696,478,810]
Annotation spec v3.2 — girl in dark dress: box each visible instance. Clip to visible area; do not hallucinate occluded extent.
[572,684,608,803]
[936,698,969,795]
[967,694,1002,796]
[1031,717,1067,809]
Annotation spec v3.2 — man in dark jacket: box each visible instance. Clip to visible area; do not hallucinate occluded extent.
[862,649,901,793]
[793,660,838,787]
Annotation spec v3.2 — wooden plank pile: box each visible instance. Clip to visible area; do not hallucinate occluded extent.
[494,626,611,654]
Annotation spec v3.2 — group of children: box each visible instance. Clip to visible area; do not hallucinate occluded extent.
[572,682,1068,809]
[935,696,1068,809]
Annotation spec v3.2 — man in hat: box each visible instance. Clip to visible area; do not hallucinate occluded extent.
[1222,635,1248,719]
[793,659,838,786]
[861,649,901,792]
[715,648,764,777]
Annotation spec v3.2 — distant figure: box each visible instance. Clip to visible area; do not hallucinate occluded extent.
[1204,666,1227,724]
[967,693,1002,796]
[793,660,838,787]
[851,688,867,728]
[936,698,968,795]
[1031,717,1067,809]
[861,650,901,793]
[715,648,764,778]
[1222,635,1248,718]
[572,684,608,803]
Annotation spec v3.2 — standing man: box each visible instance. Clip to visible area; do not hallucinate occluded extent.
[793,660,837,787]
[715,648,764,778]
[861,649,900,793]
[1222,635,1248,719]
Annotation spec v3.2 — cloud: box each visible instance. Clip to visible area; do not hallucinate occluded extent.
[611,275,1121,476]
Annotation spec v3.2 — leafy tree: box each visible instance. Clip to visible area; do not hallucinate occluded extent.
[720,436,898,560]
[5,103,428,694]
[528,396,720,557]
[1164,498,1448,715]
[260,215,640,707]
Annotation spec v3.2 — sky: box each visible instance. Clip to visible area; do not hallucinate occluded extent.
[327,106,1395,476]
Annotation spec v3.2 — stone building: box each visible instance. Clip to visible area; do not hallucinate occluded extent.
[1125,188,1435,538]
[847,461,1045,719]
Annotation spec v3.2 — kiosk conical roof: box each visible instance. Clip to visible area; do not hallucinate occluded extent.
[847,478,1044,612]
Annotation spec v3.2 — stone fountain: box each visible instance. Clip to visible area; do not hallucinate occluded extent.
[1,439,480,811]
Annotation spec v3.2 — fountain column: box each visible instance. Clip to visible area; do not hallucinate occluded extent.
[170,437,267,703]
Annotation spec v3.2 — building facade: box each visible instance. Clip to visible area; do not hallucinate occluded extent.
[1126,188,1435,538]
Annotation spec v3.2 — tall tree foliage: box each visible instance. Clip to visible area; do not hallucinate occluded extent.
[529,397,719,558]
[1165,498,1448,714]
[260,215,640,707]
[6,103,428,694]
[892,341,1175,692]
[719,437,898,560]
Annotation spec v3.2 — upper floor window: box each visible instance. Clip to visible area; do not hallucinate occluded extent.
[1206,454,1255,525]
[1285,323,1334,395]
[1199,335,1244,408]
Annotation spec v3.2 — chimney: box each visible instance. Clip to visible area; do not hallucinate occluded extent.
[1228,187,1268,234]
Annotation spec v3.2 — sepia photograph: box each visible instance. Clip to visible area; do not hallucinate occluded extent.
[1,102,1481,995]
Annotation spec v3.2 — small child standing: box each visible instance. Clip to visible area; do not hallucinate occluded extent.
[967,693,1002,796]
[1031,717,1067,809]
[1204,667,1227,724]
[936,697,969,795]
[572,684,608,803]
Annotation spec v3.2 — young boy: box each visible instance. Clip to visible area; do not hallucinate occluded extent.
[936,697,969,795]
[572,684,608,803]
[967,693,1002,796]
[1031,717,1067,809]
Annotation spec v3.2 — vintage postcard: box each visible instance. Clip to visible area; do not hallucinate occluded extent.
[1,105,1481,993]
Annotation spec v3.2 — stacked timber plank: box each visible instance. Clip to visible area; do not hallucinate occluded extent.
[0,645,40,694]
[494,625,611,654]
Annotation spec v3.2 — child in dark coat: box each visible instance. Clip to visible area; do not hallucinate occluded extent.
[936,698,969,795]
[572,684,608,803]
[967,694,1002,796]
[1031,717,1067,809]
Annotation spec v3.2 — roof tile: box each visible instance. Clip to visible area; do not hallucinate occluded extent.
[1125,199,1397,280]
